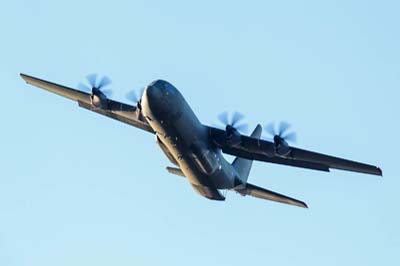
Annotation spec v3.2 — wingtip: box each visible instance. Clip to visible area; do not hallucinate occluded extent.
[290,199,308,208]
[299,201,309,209]
[20,73,29,82]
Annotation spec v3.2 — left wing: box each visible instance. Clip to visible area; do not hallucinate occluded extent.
[208,126,382,176]
[20,74,154,133]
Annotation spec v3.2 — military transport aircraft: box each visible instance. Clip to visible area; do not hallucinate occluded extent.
[20,73,382,208]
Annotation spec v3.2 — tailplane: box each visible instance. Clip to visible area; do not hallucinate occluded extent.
[236,182,308,208]
[232,124,262,183]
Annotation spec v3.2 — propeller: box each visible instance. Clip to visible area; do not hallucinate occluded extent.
[265,121,297,143]
[78,73,112,97]
[217,111,248,133]
[126,87,145,103]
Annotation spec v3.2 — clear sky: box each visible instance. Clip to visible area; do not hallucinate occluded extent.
[1,1,399,265]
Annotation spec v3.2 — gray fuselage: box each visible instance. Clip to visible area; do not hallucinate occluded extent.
[141,80,239,198]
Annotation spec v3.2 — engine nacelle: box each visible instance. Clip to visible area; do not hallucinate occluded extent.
[273,135,291,156]
[91,92,108,109]
[225,125,242,147]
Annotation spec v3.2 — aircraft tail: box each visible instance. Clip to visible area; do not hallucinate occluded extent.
[232,124,262,183]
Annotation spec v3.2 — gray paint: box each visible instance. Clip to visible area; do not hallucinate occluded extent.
[20,73,383,208]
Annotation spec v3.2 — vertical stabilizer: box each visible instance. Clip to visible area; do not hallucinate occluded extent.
[232,124,262,183]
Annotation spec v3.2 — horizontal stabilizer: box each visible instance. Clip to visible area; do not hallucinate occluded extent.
[236,183,308,208]
[166,166,185,177]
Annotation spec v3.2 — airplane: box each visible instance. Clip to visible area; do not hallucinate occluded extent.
[20,73,382,208]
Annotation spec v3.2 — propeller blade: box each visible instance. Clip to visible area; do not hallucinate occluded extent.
[265,122,276,136]
[218,111,229,125]
[231,112,244,126]
[139,87,145,98]
[98,76,111,88]
[126,91,138,102]
[235,123,248,133]
[217,111,248,133]
[126,87,145,103]
[100,89,113,97]
[278,121,291,136]
[86,73,98,88]
[78,82,90,92]
[265,121,297,143]
[283,132,297,143]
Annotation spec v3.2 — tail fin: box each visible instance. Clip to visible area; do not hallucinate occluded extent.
[232,124,262,183]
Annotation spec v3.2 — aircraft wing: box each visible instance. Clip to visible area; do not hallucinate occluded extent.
[20,74,154,133]
[208,127,382,176]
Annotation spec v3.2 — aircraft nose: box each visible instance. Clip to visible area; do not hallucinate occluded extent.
[142,80,165,114]
[144,79,169,101]
[144,82,160,101]
[144,84,156,101]
[141,79,179,119]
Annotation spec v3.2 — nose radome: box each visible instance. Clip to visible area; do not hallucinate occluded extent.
[143,81,163,110]
[143,79,177,105]
[150,79,167,87]
[144,84,155,100]
[142,79,179,118]
[145,80,163,97]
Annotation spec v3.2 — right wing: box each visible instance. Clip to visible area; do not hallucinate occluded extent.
[208,126,382,176]
[235,183,308,208]
[20,73,154,133]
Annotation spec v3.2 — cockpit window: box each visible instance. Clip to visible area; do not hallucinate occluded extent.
[164,82,176,94]
[149,80,165,89]
[149,79,176,95]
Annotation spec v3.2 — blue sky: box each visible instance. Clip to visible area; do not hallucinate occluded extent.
[1,1,399,265]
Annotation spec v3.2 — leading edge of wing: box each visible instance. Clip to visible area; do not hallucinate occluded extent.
[290,147,383,176]
[20,73,90,102]
[21,73,154,133]
[208,126,382,176]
